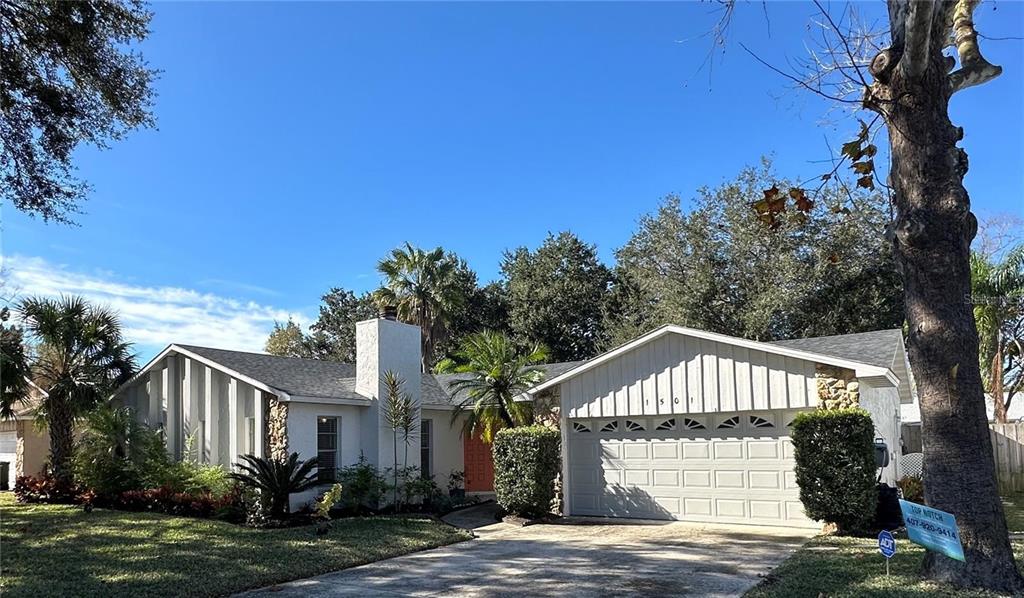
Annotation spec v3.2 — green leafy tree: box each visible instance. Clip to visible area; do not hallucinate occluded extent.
[74,406,168,496]
[972,245,1024,423]
[377,243,466,371]
[502,232,612,361]
[0,319,32,418]
[1,0,158,223]
[10,296,135,481]
[306,288,378,363]
[440,331,548,443]
[609,161,903,345]
[264,319,310,358]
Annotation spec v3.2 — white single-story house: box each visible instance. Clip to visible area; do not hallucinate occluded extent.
[111,317,910,528]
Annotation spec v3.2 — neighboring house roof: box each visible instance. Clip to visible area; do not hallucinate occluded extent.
[769,329,904,370]
[529,325,899,395]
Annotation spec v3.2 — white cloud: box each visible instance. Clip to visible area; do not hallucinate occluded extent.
[2,255,307,358]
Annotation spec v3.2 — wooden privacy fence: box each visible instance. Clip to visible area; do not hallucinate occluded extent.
[902,422,1024,494]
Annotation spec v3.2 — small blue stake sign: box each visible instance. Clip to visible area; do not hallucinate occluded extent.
[898,499,966,562]
[878,530,896,576]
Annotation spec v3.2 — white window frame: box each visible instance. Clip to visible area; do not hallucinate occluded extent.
[317,416,340,483]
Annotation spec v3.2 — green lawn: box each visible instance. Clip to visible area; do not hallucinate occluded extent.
[746,496,1024,597]
[0,492,472,597]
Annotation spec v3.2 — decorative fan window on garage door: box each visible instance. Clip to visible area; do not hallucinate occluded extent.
[717,416,740,429]
[749,415,775,429]
[655,418,676,431]
[599,420,619,433]
[572,421,591,433]
[682,417,706,430]
[625,419,645,432]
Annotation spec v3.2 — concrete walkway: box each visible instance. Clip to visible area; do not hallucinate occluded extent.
[240,518,814,597]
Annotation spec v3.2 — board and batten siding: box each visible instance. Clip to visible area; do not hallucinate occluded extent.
[562,333,819,418]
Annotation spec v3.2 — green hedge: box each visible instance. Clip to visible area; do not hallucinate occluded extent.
[492,426,561,518]
[791,408,877,534]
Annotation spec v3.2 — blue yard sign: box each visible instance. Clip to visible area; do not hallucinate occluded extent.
[878,529,896,558]
[899,499,966,562]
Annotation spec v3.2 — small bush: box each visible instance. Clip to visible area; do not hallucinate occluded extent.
[111,485,242,518]
[336,455,388,513]
[14,474,83,504]
[897,475,924,503]
[492,425,560,518]
[791,408,877,534]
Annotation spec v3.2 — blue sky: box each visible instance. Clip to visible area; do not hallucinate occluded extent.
[4,1,1022,360]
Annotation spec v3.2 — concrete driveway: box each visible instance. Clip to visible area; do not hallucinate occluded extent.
[241,516,813,597]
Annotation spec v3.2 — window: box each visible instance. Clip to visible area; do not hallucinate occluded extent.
[600,420,619,433]
[655,418,676,431]
[717,416,740,429]
[682,418,706,430]
[749,415,775,429]
[625,420,645,432]
[420,419,433,479]
[572,421,591,433]
[317,417,339,483]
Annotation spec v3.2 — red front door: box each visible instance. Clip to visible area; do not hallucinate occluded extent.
[463,432,494,492]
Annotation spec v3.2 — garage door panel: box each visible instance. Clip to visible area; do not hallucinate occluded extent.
[712,440,743,459]
[682,442,710,460]
[683,470,711,487]
[568,408,815,528]
[652,469,679,486]
[651,441,679,459]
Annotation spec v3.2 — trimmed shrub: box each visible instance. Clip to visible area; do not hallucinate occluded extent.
[14,474,83,504]
[335,455,388,513]
[791,408,877,534]
[492,425,560,518]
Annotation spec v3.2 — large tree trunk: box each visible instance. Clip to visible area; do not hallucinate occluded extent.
[870,31,1023,591]
[47,399,75,482]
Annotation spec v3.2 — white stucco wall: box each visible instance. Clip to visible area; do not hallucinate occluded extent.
[859,377,902,485]
[421,407,463,488]
[287,402,367,509]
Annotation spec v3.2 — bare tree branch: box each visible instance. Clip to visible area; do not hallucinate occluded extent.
[950,0,1003,92]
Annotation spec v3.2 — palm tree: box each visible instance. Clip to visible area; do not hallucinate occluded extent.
[9,296,136,481]
[230,453,320,521]
[441,331,548,442]
[972,245,1024,423]
[376,243,463,371]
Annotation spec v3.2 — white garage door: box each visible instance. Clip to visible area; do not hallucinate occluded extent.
[567,409,816,528]
[0,431,17,490]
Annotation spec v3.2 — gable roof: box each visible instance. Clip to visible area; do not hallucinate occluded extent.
[176,345,358,400]
[529,324,900,395]
[768,329,903,370]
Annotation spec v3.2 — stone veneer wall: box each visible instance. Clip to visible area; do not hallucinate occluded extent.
[816,365,860,409]
[267,396,289,462]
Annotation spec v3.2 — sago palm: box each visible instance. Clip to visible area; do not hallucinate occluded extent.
[11,296,136,481]
[441,330,548,442]
[376,243,463,371]
[972,245,1024,422]
[230,452,320,520]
